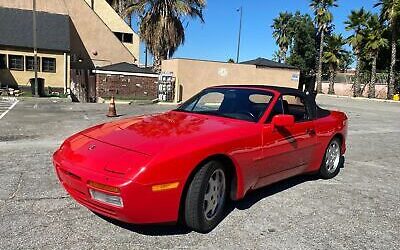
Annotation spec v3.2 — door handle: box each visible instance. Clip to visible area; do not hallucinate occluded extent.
[307,128,316,136]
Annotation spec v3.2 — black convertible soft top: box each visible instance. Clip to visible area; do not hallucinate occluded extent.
[210,85,331,119]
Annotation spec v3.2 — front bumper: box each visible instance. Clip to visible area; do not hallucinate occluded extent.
[53,151,182,224]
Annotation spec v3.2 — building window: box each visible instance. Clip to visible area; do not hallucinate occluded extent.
[114,32,133,43]
[42,57,56,73]
[0,54,6,69]
[26,56,40,71]
[123,33,133,43]
[114,32,123,41]
[8,55,24,71]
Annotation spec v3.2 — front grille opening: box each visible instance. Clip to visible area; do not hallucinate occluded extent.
[60,168,82,181]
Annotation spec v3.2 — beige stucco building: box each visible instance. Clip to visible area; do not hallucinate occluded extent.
[0,48,70,90]
[161,58,301,102]
[0,0,140,96]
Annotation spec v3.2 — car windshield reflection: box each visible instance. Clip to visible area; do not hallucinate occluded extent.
[175,88,274,122]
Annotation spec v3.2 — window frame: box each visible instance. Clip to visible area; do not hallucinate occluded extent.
[42,57,56,73]
[8,55,24,71]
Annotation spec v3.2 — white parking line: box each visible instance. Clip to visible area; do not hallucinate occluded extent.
[0,99,19,120]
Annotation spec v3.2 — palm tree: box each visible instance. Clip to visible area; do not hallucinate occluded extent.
[272,50,284,63]
[271,12,293,63]
[124,0,206,71]
[345,8,370,97]
[310,0,338,94]
[106,0,134,26]
[323,34,347,94]
[374,0,400,99]
[365,14,389,98]
[106,0,126,16]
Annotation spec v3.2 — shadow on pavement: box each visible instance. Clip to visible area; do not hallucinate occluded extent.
[96,214,192,236]
[95,157,347,236]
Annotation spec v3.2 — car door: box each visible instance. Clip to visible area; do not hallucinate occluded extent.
[279,94,317,170]
[256,94,317,186]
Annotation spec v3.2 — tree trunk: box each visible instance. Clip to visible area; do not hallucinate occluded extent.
[153,55,161,73]
[354,53,361,97]
[328,65,335,95]
[127,14,132,27]
[119,0,123,16]
[387,21,397,99]
[316,30,324,94]
[282,47,287,64]
[153,51,167,73]
[369,51,377,98]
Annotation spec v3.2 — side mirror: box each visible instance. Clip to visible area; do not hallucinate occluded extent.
[272,114,295,127]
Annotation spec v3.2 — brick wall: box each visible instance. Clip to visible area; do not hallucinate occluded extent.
[96,74,158,100]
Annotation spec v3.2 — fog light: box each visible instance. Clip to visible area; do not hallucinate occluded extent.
[89,189,123,207]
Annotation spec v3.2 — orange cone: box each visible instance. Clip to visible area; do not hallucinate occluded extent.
[107,96,117,117]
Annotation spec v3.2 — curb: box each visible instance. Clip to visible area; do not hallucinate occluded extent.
[102,99,158,105]
[317,94,400,104]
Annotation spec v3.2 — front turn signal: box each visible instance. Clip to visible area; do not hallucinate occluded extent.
[152,182,180,192]
[88,181,120,194]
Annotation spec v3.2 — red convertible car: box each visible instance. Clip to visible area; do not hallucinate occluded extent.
[53,85,347,232]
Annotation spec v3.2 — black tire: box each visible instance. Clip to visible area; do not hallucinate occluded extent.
[319,137,343,179]
[184,160,228,233]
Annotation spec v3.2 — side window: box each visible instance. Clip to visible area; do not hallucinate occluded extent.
[192,92,224,112]
[282,95,310,122]
[249,94,273,120]
[266,97,283,122]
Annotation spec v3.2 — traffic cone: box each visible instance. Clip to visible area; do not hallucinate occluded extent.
[107,96,117,117]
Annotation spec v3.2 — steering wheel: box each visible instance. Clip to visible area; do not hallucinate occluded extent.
[236,110,256,121]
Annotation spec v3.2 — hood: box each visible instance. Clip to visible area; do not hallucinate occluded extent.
[80,111,241,156]
[58,134,150,177]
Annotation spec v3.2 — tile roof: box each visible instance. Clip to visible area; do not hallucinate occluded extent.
[0,7,70,52]
[240,57,298,70]
[96,62,155,74]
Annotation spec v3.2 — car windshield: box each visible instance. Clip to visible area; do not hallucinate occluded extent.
[175,88,274,122]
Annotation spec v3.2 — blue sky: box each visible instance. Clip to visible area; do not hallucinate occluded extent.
[135,0,379,64]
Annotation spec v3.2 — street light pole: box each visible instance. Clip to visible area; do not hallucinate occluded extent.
[236,6,243,63]
[33,0,38,97]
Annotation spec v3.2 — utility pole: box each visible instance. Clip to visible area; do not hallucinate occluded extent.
[236,6,243,63]
[33,0,38,97]
[144,46,148,68]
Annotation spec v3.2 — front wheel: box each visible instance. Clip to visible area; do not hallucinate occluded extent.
[184,161,227,233]
[319,138,343,179]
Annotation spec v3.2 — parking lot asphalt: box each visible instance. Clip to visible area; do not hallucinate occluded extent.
[0,96,399,249]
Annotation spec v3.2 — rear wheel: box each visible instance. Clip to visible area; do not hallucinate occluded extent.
[319,137,343,179]
[184,161,227,233]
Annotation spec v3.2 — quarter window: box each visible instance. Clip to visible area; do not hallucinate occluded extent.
[42,57,56,73]
[8,55,24,70]
[26,56,40,71]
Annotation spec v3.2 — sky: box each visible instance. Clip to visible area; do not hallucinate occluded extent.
[135,0,379,64]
